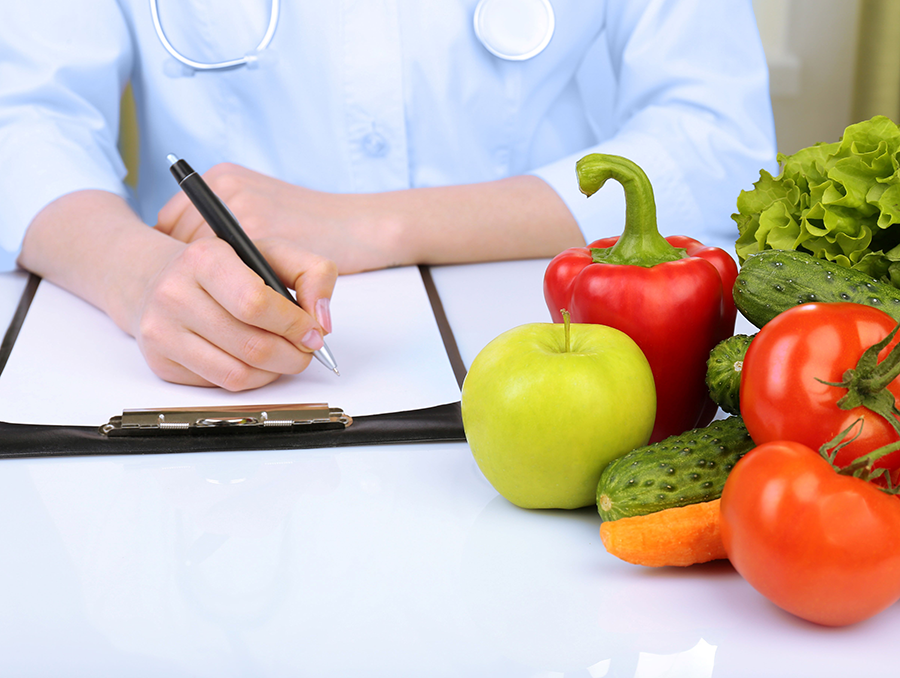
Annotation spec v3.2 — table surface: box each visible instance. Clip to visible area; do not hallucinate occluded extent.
[2,261,898,678]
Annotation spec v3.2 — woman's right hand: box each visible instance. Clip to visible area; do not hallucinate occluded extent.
[133,236,337,390]
[19,190,338,391]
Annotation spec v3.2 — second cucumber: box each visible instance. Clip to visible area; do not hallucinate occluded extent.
[734,249,900,328]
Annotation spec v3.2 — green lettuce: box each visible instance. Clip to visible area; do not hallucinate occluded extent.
[733,115,900,286]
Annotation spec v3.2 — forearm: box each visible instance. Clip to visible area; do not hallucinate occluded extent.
[156,167,585,274]
[18,190,182,336]
[381,175,585,267]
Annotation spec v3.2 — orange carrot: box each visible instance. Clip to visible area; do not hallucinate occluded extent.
[599,498,726,567]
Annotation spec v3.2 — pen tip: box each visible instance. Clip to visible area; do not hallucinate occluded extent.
[333,368,340,376]
[166,153,179,165]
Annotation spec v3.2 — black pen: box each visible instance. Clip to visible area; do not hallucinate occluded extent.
[166,154,339,375]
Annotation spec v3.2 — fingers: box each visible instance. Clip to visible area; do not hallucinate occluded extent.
[135,238,335,391]
[156,163,248,243]
[155,189,213,242]
[189,239,330,350]
[142,330,287,392]
[256,238,339,334]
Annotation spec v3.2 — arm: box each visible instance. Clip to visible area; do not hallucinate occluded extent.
[156,165,585,274]
[19,190,337,391]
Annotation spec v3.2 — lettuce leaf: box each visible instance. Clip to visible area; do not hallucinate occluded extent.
[733,116,900,285]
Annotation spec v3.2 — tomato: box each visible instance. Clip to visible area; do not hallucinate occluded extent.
[720,440,900,626]
[741,303,900,474]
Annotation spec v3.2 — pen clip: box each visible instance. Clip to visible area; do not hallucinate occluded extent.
[100,403,352,436]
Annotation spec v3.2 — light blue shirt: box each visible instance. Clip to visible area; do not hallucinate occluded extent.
[0,0,776,271]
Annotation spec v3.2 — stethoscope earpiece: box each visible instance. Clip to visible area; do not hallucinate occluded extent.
[473,0,555,61]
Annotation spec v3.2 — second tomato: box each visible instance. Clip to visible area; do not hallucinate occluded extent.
[721,440,900,626]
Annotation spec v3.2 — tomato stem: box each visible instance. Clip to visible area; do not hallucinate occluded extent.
[820,419,900,493]
[818,320,900,438]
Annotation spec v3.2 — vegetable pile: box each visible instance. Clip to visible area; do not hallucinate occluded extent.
[551,129,900,628]
[599,269,900,627]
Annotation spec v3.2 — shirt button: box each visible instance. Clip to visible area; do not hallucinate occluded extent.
[362,131,389,157]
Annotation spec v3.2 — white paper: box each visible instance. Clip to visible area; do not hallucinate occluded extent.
[0,266,462,426]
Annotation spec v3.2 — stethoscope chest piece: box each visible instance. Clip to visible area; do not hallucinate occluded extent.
[474,0,555,61]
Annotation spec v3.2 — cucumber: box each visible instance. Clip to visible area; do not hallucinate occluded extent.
[706,334,754,415]
[596,415,754,521]
[734,249,900,328]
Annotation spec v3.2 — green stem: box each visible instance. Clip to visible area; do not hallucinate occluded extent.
[820,419,900,492]
[857,322,900,392]
[576,153,686,268]
[841,440,900,476]
[560,308,571,353]
[819,320,900,438]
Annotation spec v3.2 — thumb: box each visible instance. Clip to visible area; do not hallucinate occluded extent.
[255,238,338,335]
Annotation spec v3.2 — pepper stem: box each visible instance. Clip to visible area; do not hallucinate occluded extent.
[560,308,571,353]
[576,153,686,268]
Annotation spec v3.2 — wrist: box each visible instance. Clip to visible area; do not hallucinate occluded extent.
[367,191,419,267]
[102,228,185,337]
[19,190,185,339]
[333,191,414,272]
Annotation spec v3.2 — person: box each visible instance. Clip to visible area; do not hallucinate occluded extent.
[0,0,777,391]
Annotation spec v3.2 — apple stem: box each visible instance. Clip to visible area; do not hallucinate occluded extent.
[560,308,571,353]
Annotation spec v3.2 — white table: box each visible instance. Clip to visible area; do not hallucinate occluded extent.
[1,261,897,678]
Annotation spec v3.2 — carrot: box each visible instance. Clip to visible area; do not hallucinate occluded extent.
[599,498,726,567]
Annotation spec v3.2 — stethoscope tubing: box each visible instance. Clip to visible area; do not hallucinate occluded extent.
[150,0,553,72]
[150,0,281,71]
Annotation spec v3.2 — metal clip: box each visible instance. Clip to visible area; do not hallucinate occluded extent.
[100,403,351,436]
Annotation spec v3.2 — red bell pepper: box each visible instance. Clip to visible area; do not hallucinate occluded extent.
[543,154,737,443]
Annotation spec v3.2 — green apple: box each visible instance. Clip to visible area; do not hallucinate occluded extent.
[461,319,656,509]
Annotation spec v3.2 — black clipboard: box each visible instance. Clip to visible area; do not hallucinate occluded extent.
[0,266,467,458]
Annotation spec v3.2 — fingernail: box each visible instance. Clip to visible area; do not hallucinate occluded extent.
[302,329,324,351]
[316,298,333,334]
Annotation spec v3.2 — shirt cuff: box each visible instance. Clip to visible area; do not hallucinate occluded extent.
[0,123,129,271]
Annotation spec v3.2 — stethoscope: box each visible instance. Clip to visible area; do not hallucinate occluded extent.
[151,0,555,72]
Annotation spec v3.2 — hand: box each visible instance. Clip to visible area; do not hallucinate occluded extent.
[133,236,337,391]
[156,163,402,273]
[19,190,339,391]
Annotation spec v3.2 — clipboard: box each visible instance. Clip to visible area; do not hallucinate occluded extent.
[0,402,465,458]
[0,267,467,458]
